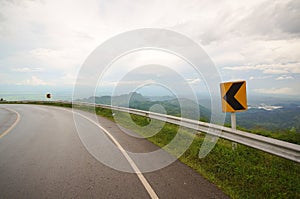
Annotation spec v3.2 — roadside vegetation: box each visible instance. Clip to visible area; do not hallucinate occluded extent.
[2,101,300,198]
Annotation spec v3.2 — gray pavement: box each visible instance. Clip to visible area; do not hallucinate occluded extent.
[0,104,229,199]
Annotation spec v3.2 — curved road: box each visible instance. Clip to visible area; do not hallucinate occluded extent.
[0,104,228,199]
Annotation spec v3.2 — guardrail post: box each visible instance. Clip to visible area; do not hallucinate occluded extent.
[146,112,151,122]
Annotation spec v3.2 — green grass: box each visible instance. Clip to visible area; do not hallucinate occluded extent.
[3,101,300,198]
[246,127,300,145]
[110,111,300,199]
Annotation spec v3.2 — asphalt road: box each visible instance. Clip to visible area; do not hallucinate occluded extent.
[0,104,229,199]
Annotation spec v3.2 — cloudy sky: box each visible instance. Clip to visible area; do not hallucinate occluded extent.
[0,0,299,99]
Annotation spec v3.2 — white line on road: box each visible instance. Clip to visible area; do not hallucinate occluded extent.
[55,107,159,199]
[0,108,21,139]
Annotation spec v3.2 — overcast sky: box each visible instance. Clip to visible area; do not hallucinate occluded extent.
[0,0,299,99]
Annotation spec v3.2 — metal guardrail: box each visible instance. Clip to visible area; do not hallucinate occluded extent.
[5,100,300,163]
[74,101,300,163]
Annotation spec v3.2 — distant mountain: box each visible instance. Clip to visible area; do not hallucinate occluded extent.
[145,95,176,101]
[129,97,211,120]
[79,92,211,121]
[79,92,149,106]
[236,104,300,132]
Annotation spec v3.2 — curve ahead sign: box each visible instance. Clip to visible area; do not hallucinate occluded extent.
[220,81,247,112]
[46,93,51,99]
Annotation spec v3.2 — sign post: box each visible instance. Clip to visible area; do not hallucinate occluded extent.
[231,112,237,149]
[220,81,247,150]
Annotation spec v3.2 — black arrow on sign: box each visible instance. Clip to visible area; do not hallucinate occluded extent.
[223,82,245,110]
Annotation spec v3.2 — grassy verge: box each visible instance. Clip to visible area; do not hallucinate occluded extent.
[109,111,300,199]
[242,127,300,145]
[3,101,300,198]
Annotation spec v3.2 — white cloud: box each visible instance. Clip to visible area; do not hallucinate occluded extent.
[276,75,294,80]
[223,63,300,75]
[0,0,300,96]
[16,76,54,86]
[254,87,293,95]
[223,65,256,71]
[234,0,300,39]
[59,73,77,85]
[12,67,43,72]
[187,78,201,85]
[249,76,272,80]
[28,48,85,70]
[263,69,289,74]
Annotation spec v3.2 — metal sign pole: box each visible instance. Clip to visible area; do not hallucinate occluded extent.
[231,112,237,150]
[220,80,247,150]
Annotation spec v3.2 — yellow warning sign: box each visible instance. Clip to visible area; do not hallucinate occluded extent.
[220,81,247,112]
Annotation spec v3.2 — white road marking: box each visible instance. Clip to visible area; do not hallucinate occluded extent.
[52,106,159,199]
[0,107,21,139]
